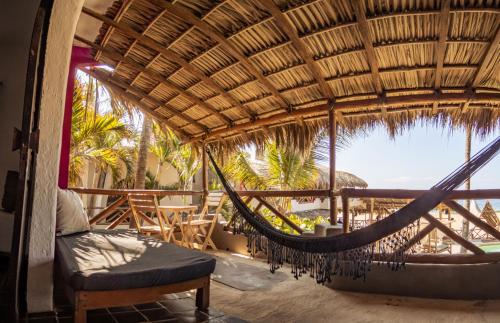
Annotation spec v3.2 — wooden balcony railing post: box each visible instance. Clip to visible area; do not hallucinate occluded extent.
[201,142,208,206]
[328,105,337,224]
[341,194,349,233]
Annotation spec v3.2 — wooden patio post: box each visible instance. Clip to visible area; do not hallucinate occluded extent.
[202,142,209,204]
[329,103,337,224]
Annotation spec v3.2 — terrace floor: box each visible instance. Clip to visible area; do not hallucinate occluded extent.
[4,251,500,322]
[207,251,500,323]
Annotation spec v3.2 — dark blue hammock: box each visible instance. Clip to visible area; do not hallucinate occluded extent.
[207,136,500,283]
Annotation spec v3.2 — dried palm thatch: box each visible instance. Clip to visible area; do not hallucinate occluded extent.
[76,0,500,153]
[316,167,368,189]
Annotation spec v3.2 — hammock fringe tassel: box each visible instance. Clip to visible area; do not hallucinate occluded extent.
[231,207,420,284]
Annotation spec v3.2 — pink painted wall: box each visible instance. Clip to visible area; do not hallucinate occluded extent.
[58,46,96,188]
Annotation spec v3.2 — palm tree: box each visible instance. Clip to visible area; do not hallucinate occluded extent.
[148,123,200,192]
[69,81,134,187]
[134,116,152,189]
[149,124,177,187]
[224,142,319,214]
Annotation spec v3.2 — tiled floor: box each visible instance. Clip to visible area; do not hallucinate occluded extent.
[17,292,246,323]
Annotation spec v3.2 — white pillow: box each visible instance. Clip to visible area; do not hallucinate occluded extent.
[56,188,90,236]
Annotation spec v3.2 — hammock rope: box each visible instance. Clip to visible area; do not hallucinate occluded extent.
[207,136,500,283]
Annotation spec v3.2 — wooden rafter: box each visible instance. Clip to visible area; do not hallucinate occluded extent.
[434,0,451,89]
[81,6,254,119]
[113,6,168,74]
[74,35,232,126]
[186,91,500,143]
[190,7,495,79]
[259,0,333,99]
[352,0,383,95]
[150,0,291,110]
[216,101,500,143]
[87,68,208,132]
[94,0,133,61]
[115,2,243,125]
[79,70,189,139]
[472,24,500,88]
[432,0,451,113]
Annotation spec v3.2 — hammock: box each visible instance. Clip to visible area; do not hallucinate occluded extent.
[207,136,500,283]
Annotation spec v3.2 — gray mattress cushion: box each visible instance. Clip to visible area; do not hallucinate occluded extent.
[55,229,216,291]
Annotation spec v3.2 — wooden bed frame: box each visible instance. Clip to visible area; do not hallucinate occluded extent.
[72,275,210,323]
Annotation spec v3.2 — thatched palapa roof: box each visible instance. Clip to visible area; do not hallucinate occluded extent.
[75,0,500,152]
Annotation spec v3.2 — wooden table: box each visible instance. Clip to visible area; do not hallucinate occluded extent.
[160,205,198,247]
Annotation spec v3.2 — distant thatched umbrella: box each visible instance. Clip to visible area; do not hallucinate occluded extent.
[317,166,367,189]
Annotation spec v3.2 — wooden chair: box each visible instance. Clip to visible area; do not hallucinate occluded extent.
[181,192,227,251]
[128,194,173,242]
[470,201,499,240]
[421,228,452,254]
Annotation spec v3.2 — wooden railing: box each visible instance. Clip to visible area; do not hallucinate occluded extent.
[71,187,321,234]
[340,188,500,262]
[72,187,500,264]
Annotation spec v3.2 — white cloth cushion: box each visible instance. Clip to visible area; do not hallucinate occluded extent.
[56,189,90,236]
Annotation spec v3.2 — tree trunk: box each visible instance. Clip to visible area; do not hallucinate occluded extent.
[154,162,162,189]
[461,125,472,253]
[134,116,152,189]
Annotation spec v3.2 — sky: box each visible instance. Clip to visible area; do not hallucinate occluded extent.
[335,125,499,190]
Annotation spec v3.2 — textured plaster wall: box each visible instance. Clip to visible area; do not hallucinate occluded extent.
[27,0,84,313]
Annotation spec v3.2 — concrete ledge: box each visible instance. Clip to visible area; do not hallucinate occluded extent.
[328,261,500,300]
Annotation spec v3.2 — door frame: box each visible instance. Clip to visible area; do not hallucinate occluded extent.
[6,0,54,319]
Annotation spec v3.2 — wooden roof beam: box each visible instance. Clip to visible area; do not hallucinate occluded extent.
[81,6,254,119]
[94,0,133,61]
[74,35,232,126]
[433,0,451,113]
[434,0,451,89]
[258,0,333,99]
[352,0,386,117]
[472,25,500,88]
[150,0,291,111]
[185,91,500,144]
[113,7,169,74]
[87,68,208,133]
[79,70,189,140]
[214,102,500,144]
[352,1,384,93]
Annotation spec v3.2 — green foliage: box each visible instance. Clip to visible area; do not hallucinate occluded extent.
[150,123,201,191]
[223,142,319,214]
[69,80,134,186]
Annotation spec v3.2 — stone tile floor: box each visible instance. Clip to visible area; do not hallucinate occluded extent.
[11,292,246,323]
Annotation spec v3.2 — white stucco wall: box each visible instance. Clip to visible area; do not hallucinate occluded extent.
[27,0,84,313]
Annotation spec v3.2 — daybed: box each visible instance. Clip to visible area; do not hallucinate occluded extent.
[55,229,216,323]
